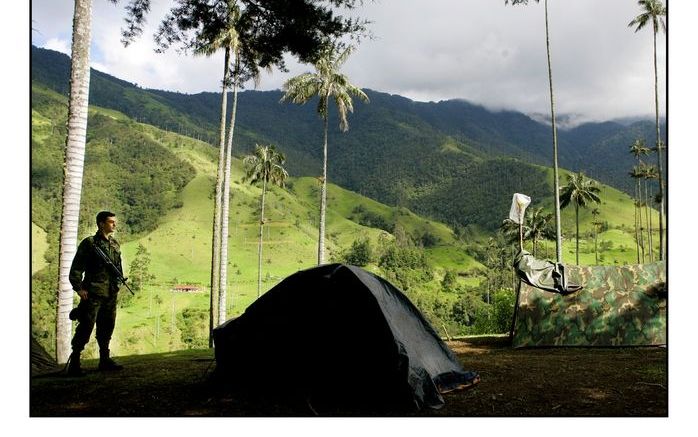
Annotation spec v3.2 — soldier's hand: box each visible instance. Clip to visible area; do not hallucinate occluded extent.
[78,290,88,300]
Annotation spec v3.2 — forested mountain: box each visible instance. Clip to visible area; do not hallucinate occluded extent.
[31,51,655,356]
[31,46,665,231]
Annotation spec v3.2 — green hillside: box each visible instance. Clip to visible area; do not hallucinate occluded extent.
[31,45,666,224]
[30,86,489,357]
[31,80,660,359]
[32,223,48,275]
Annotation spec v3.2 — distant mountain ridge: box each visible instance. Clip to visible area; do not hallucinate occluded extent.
[31,45,665,230]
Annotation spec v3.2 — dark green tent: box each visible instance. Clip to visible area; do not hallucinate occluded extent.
[213,264,479,411]
[31,336,61,377]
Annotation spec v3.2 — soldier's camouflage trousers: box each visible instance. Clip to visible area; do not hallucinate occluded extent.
[71,294,118,353]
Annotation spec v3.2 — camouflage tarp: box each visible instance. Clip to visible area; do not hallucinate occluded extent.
[515,250,582,295]
[512,262,666,347]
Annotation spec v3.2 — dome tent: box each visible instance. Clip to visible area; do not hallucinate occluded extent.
[213,264,479,412]
[31,336,61,377]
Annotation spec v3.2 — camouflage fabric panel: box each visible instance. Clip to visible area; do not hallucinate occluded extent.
[512,262,666,347]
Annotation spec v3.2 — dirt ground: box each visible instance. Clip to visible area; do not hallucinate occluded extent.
[30,337,667,417]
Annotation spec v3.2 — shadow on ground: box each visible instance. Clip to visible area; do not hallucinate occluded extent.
[30,337,667,417]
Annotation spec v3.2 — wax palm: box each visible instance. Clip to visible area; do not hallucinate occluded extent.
[189,0,241,342]
[500,207,553,257]
[243,144,289,297]
[559,172,601,265]
[642,163,659,262]
[56,0,136,363]
[506,0,563,263]
[629,139,650,264]
[281,42,369,265]
[526,207,555,257]
[55,0,99,364]
[629,166,646,262]
[629,0,666,260]
[499,218,526,249]
[591,208,602,264]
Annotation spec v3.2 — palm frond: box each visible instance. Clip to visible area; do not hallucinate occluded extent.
[281,41,368,129]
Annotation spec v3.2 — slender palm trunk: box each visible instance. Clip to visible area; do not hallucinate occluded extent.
[653,29,665,261]
[544,0,563,264]
[594,224,598,265]
[575,204,579,265]
[638,198,646,263]
[208,47,230,346]
[56,0,93,364]
[634,176,641,263]
[220,68,239,323]
[533,236,537,257]
[257,178,268,297]
[644,178,653,262]
[318,114,329,265]
[634,196,640,264]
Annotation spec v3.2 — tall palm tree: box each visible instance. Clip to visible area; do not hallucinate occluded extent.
[191,2,241,344]
[220,50,263,322]
[629,0,666,260]
[281,42,369,265]
[54,0,155,362]
[55,0,140,363]
[643,163,659,262]
[527,207,555,257]
[506,0,563,263]
[591,208,601,264]
[499,218,526,251]
[500,207,553,257]
[218,51,238,325]
[56,0,96,364]
[559,172,601,265]
[629,139,650,263]
[195,2,243,328]
[243,145,289,297]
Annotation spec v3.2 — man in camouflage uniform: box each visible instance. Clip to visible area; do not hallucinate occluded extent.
[67,211,124,376]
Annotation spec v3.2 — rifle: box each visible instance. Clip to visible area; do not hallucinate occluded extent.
[93,244,135,295]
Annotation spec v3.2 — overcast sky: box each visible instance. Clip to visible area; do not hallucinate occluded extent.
[31,0,666,124]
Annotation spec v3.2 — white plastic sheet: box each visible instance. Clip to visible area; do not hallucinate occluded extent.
[509,193,531,224]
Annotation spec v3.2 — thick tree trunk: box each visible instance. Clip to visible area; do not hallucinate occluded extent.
[208,47,230,347]
[317,114,329,265]
[257,179,268,298]
[544,0,563,264]
[56,0,93,364]
[220,66,239,323]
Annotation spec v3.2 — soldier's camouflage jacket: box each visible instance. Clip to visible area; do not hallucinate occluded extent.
[69,232,123,298]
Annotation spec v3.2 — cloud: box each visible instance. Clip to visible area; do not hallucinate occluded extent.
[43,38,70,55]
[31,0,668,122]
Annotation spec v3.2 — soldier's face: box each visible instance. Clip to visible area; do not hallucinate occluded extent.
[100,217,117,235]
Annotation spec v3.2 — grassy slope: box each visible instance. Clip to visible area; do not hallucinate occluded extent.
[531,166,661,266]
[292,177,483,275]
[113,121,486,355]
[31,87,660,357]
[32,223,48,275]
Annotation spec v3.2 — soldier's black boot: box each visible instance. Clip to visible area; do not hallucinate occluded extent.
[66,351,85,377]
[98,349,123,371]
